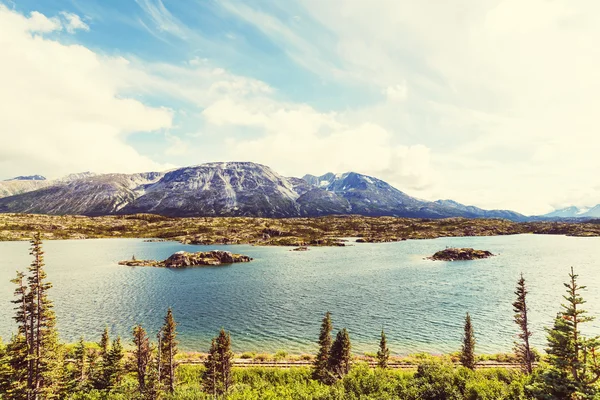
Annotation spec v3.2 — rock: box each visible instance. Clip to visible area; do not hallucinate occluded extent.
[428,248,494,261]
[291,246,309,251]
[356,237,406,243]
[119,250,253,268]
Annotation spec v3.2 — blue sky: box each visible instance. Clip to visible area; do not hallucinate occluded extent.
[1,0,600,214]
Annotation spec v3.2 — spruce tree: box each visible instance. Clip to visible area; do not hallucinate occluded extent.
[70,337,87,391]
[460,313,476,370]
[105,337,124,390]
[160,308,178,393]
[513,273,534,374]
[93,328,110,390]
[6,234,63,399]
[312,311,333,382]
[540,267,600,397]
[133,325,151,394]
[327,328,352,382]
[377,328,390,369]
[203,329,234,396]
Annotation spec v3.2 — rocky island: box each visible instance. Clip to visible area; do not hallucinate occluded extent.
[428,248,495,261]
[119,250,252,268]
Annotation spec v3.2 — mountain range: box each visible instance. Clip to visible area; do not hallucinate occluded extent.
[0,162,589,221]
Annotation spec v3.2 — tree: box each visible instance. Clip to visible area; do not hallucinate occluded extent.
[312,311,333,382]
[377,328,390,369]
[105,337,124,390]
[160,308,178,393]
[539,267,600,397]
[513,273,534,374]
[328,328,352,382]
[92,328,111,390]
[460,313,476,370]
[6,234,63,399]
[70,337,87,391]
[133,325,151,394]
[203,329,234,396]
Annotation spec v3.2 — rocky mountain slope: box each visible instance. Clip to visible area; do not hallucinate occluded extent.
[543,205,600,219]
[0,162,527,220]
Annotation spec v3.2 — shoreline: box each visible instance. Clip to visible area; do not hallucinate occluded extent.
[2,213,600,245]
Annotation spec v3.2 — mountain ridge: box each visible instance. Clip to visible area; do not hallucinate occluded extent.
[0,162,532,221]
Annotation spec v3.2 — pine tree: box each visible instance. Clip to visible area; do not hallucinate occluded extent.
[0,338,12,395]
[144,352,163,400]
[203,338,218,397]
[540,267,600,397]
[160,308,178,393]
[327,328,352,382]
[513,273,534,374]
[460,313,476,370]
[105,337,124,390]
[377,328,390,369]
[5,234,64,399]
[92,328,110,390]
[133,325,151,394]
[312,311,333,382]
[70,337,87,391]
[203,329,234,396]
[4,334,29,399]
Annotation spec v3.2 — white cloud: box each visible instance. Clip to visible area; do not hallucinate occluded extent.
[59,11,90,33]
[202,98,433,190]
[220,0,600,214]
[0,5,172,179]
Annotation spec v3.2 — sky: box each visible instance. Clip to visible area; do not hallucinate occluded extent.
[1,0,599,215]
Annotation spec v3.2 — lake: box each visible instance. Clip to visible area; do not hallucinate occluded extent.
[1,234,600,355]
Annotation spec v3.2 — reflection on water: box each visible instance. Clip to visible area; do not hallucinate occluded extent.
[1,235,600,354]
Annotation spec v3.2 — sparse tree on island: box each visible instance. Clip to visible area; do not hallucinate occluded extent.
[327,328,352,382]
[460,313,476,370]
[133,325,151,394]
[513,273,534,374]
[203,329,234,396]
[377,328,390,369]
[536,267,600,398]
[312,311,333,383]
[160,308,178,393]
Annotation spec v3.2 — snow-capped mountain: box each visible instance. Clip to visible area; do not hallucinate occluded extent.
[543,205,600,219]
[0,162,527,220]
[4,175,46,181]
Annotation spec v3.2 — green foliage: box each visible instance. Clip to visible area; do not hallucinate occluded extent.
[531,267,600,398]
[377,329,390,369]
[203,328,234,396]
[161,308,178,393]
[461,313,476,370]
[513,274,534,375]
[313,311,333,383]
[327,328,352,383]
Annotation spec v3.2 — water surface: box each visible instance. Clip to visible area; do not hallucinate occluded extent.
[1,234,599,355]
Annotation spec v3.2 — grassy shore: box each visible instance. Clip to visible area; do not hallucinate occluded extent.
[1,213,600,245]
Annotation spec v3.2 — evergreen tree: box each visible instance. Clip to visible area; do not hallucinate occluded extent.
[327,328,352,382]
[105,337,124,390]
[312,311,333,382]
[92,328,110,390]
[377,328,390,369]
[203,329,234,396]
[0,338,11,395]
[160,308,178,393]
[5,234,64,399]
[70,337,87,391]
[3,335,29,399]
[133,325,151,394]
[538,267,600,397]
[460,313,476,370]
[513,273,534,374]
[144,353,163,400]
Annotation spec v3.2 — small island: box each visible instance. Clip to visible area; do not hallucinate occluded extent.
[119,250,252,268]
[428,248,495,261]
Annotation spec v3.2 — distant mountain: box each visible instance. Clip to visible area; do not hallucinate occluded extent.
[434,199,528,222]
[0,162,528,220]
[543,205,600,219]
[4,175,46,181]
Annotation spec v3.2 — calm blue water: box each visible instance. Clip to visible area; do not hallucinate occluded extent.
[1,235,600,355]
